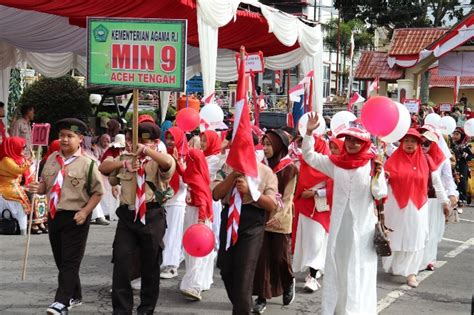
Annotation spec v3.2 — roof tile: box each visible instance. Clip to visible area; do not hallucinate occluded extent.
[354,51,403,81]
[389,28,448,56]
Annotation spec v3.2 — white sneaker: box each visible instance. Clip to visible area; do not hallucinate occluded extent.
[160,266,178,279]
[180,288,202,301]
[131,278,141,291]
[304,275,321,292]
[68,298,82,310]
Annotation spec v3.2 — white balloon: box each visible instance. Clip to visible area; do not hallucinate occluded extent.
[381,102,411,143]
[424,113,441,128]
[330,111,357,135]
[438,116,456,135]
[298,112,326,136]
[200,103,224,130]
[464,118,474,137]
[89,94,102,105]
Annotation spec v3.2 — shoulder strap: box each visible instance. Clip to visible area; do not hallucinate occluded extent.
[87,159,94,196]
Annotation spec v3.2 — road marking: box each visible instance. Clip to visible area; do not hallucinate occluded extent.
[377,261,447,313]
[444,238,474,258]
[442,237,466,244]
[460,218,474,223]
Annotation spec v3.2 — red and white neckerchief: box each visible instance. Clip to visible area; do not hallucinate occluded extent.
[135,157,150,224]
[226,186,242,250]
[49,154,78,219]
[270,155,293,174]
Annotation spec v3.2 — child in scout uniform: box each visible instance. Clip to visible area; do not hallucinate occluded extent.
[99,122,175,315]
[28,118,104,315]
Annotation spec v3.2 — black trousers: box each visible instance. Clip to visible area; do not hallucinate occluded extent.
[217,204,266,315]
[112,203,166,315]
[48,211,91,306]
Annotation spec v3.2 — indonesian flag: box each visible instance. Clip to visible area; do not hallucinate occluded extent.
[225,47,259,250]
[368,77,379,97]
[347,92,365,111]
[289,70,314,102]
[203,92,215,104]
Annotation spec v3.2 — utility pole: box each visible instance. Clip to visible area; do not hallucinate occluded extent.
[335,11,341,96]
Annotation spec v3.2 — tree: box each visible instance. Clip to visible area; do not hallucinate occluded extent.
[17,75,92,139]
[7,68,22,125]
[334,0,470,33]
[324,18,373,94]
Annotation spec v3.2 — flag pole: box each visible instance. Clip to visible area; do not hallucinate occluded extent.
[21,146,42,280]
[132,89,139,206]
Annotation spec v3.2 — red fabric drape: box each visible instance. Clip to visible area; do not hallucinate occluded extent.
[0,0,301,56]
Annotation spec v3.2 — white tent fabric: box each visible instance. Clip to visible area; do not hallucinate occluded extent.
[0,3,324,115]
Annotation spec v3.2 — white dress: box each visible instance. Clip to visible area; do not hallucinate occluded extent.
[382,170,448,276]
[180,206,216,292]
[162,178,187,267]
[292,185,328,274]
[302,135,387,315]
[422,159,457,266]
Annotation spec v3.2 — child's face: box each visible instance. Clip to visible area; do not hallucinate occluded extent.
[59,130,82,154]
[165,133,175,149]
[263,137,274,159]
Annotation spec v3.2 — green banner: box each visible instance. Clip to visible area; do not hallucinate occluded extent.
[87,18,187,91]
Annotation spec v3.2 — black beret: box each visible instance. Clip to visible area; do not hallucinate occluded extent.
[138,122,161,140]
[265,129,290,148]
[56,118,87,135]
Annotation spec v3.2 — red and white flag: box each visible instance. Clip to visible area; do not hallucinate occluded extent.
[226,47,259,250]
[368,77,379,97]
[289,70,314,102]
[203,92,215,104]
[347,92,365,111]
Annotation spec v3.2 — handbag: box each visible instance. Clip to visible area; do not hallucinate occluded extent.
[374,202,392,257]
[0,209,21,235]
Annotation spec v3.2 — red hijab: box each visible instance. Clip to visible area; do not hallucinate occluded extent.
[202,130,222,157]
[329,137,374,169]
[329,138,344,154]
[385,132,430,210]
[166,127,189,156]
[166,127,188,193]
[0,137,26,165]
[183,149,213,222]
[292,136,331,253]
[425,142,445,171]
[41,140,60,164]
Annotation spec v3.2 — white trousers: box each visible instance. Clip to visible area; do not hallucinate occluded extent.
[161,204,186,267]
[180,206,215,291]
[0,196,27,231]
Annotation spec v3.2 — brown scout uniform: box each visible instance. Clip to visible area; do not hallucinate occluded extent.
[42,149,104,307]
[109,152,176,315]
[213,162,278,315]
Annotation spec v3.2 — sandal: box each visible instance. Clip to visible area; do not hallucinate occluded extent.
[407,275,419,288]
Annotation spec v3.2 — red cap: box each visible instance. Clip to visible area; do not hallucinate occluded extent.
[402,128,423,142]
[336,127,371,142]
[138,114,155,124]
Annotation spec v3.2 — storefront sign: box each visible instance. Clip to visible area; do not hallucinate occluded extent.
[87,18,187,91]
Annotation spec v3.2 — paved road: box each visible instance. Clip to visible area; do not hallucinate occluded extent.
[1,208,472,314]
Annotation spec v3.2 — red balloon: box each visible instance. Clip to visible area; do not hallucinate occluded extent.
[182,224,215,257]
[361,96,399,137]
[176,107,200,132]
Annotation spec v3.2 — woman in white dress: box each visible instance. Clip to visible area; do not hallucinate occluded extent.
[292,135,331,293]
[302,115,387,315]
[383,128,450,287]
[180,149,215,301]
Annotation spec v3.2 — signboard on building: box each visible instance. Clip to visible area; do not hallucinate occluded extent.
[439,103,452,112]
[87,17,187,91]
[404,99,420,113]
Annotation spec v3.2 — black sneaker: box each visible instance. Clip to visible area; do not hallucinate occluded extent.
[252,298,267,314]
[47,302,68,315]
[68,298,82,310]
[283,277,296,305]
